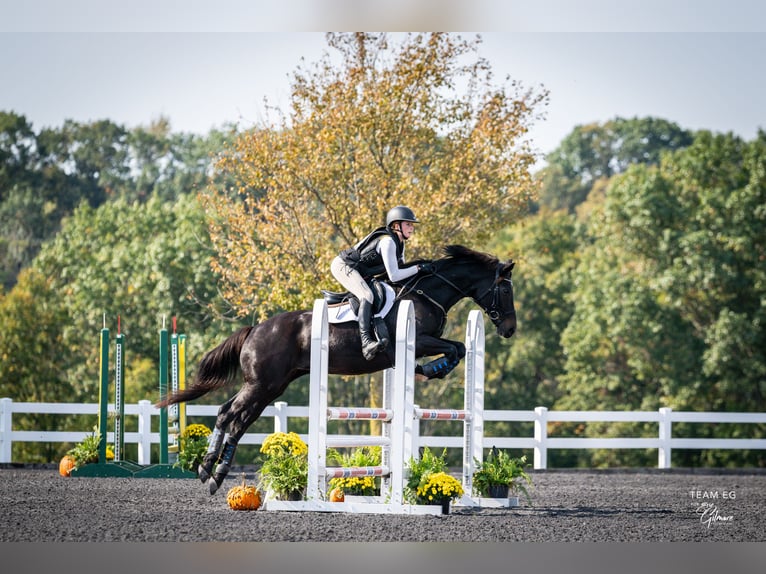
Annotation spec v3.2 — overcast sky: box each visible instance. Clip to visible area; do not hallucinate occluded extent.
[1,1,764,161]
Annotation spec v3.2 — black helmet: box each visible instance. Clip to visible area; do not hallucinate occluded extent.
[386,206,419,227]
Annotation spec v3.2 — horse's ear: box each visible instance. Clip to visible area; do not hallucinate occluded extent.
[503,260,515,275]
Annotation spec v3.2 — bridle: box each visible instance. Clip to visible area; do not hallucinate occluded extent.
[399,264,515,328]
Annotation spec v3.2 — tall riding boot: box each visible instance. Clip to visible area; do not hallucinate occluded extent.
[358,299,385,360]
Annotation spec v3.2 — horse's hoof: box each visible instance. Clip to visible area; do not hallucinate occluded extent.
[209,478,220,495]
[198,466,210,483]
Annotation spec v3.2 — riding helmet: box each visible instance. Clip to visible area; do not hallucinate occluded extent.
[386,206,419,227]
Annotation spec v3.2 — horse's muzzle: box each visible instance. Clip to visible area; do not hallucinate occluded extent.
[496,317,517,338]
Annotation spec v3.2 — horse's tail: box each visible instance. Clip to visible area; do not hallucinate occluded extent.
[155,326,254,408]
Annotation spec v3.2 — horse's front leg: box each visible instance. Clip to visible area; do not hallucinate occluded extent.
[415,335,466,380]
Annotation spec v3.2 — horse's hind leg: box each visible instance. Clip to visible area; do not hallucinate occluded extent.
[207,385,272,495]
[197,395,236,485]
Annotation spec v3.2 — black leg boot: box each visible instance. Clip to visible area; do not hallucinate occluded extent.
[358,299,385,360]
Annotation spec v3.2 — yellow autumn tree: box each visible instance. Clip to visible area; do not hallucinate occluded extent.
[204,32,548,320]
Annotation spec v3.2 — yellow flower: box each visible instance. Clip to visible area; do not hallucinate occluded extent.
[260,432,308,458]
[183,423,212,440]
[328,475,377,495]
[416,472,464,502]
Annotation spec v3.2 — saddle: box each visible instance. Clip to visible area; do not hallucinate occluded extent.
[321,279,396,325]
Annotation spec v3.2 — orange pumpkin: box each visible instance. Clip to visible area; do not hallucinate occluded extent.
[59,454,76,477]
[226,475,262,510]
[329,487,345,502]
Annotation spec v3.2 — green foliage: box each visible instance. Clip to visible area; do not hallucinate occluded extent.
[174,423,212,472]
[0,112,227,291]
[472,449,532,502]
[66,426,113,468]
[486,126,766,468]
[538,116,693,213]
[28,195,229,401]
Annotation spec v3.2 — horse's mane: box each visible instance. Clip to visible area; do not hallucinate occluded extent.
[441,244,499,268]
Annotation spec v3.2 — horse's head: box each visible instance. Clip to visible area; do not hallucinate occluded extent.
[479,258,517,338]
[437,246,517,338]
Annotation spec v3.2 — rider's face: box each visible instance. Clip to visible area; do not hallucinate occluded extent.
[397,221,416,240]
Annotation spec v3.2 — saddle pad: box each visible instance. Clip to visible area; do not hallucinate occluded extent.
[327,282,396,324]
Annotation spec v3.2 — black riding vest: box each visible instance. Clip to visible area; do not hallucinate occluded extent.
[340,226,405,280]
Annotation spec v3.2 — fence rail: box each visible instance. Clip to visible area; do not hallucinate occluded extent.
[2,398,765,469]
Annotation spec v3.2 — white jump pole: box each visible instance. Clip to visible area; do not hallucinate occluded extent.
[306,298,330,501]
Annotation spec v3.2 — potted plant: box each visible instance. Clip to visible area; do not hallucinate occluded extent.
[174,423,212,473]
[257,432,308,500]
[415,471,464,514]
[404,446,463,513]
[63,426,114,473]
[472,447,533,504]
[404,446,447,503]
[327,446,382,498]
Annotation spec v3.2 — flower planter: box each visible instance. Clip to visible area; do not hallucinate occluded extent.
[286,489,304,501]
[487,484,509,499]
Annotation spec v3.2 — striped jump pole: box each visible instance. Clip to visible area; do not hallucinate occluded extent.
[168,317,187,464]
[96,314,126,463]
[113,316,126,462]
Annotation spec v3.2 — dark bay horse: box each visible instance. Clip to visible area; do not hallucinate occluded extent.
[157,245,517,494]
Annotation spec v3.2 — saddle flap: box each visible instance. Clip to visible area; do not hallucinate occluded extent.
[321,289,351,306]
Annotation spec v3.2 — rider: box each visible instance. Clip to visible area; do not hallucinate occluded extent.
[331,206,432,360]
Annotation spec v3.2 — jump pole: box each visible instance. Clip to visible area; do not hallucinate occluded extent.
[70,315,139,477]
[167,317,187,463]
[113,316,125,462]
[133,316,194,478]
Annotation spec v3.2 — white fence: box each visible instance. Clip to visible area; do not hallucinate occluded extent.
[2,397,765,469]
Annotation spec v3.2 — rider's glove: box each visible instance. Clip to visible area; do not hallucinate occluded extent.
[418,262,436,275]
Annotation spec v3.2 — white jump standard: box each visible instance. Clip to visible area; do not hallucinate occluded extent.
[264,298,511,514]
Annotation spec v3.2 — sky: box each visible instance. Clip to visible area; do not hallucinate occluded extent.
[1,1,765,162]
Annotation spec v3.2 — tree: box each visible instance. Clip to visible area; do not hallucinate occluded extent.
[538,117,693,213]
[558,131,766,467]
[0,268,73,461]
[30,195,230,402]
[204,32,548,320]
[485,210,584,411]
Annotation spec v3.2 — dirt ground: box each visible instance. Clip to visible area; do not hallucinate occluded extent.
[1,465,764,542]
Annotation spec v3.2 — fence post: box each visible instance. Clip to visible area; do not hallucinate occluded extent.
[534,406,548,470]
[658,407,673,469]
[273,401,288,433]
[0,398,12,463]
[137,399,153,465]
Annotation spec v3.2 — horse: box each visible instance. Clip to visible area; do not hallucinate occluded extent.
[156,244,517,494]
